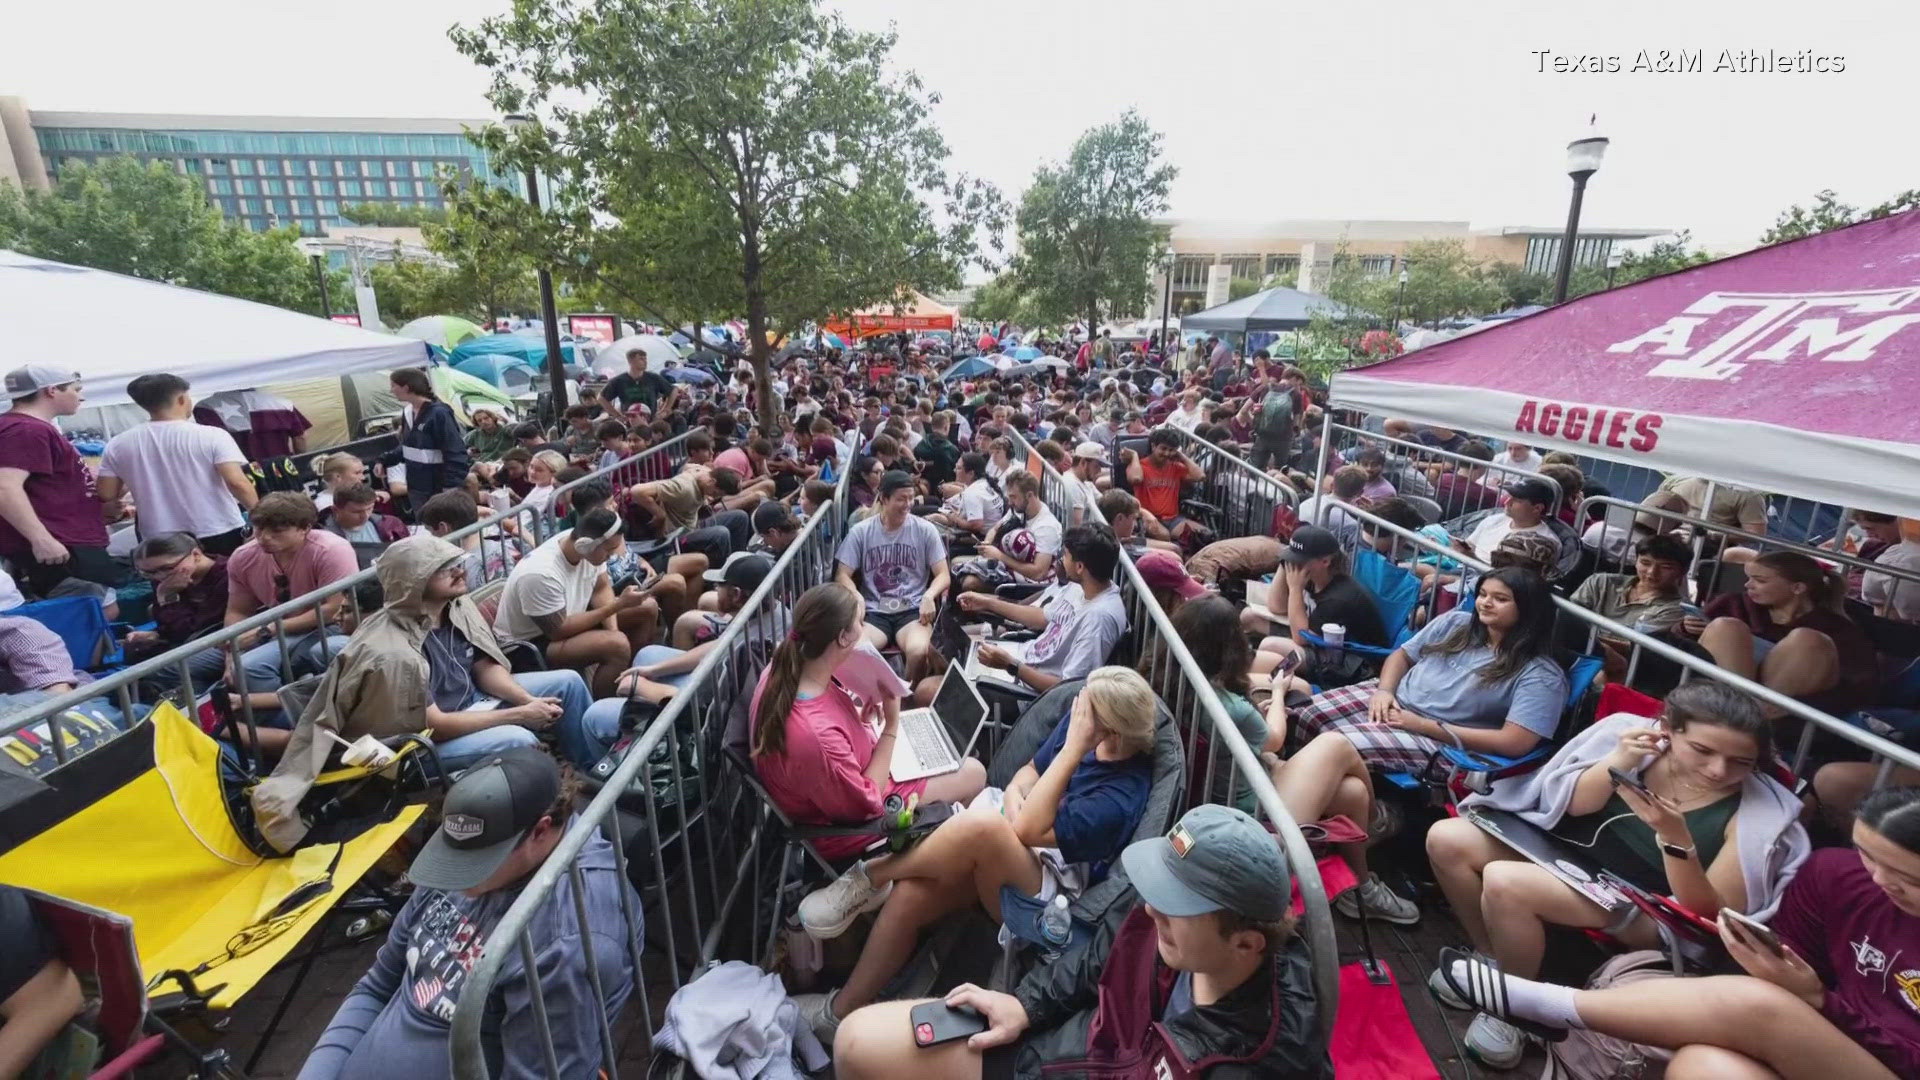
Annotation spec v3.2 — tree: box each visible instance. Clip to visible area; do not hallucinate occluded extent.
[419,197,540,325]
[0,155,349,316]
[338,202,450,228]
[1010,109,1175,335]
[1761,188,1920,245]
[449,0,1004,429]
[967,271,1038,326]
[1227,276,1263,301]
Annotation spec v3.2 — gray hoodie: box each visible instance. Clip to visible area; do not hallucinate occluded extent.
[1464,711,1811,919]
[297,824,639,1080]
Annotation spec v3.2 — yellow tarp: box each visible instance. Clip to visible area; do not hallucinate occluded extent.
[0,705,419,1009]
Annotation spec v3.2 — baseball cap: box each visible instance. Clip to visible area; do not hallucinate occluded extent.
[1072,441,1108,464]
[1135,549,1207,600]
[1279,524,1341,564]
[4,365,81,398]
[1504,477,1557,506]
[409,748,561,891]
[1492,531,1559,571]
[752,500,797,535]
[878,469,915,499]
[1121,804,1289,922]
[705,550,775,591]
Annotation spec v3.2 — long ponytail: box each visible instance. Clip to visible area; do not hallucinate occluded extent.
[751,584,859,760]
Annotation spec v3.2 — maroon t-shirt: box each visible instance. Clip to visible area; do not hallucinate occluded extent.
[0,412,109,556]
[1703,591,1878,710]
[1770,848,1920,1075]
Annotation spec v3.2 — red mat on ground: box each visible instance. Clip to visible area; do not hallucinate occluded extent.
[1330,961,1443,1080]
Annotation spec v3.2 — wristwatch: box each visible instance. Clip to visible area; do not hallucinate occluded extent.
[1658,839,1696,860]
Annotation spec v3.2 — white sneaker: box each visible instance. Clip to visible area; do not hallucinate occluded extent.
[792,989,841,1043]
[1464,1012,1526,1070]
[798,862,892,939]
[1333,874,1421,925]
[1427,965,1470,1011]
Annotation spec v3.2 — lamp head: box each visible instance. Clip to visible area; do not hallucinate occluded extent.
[1566,135,1609,179]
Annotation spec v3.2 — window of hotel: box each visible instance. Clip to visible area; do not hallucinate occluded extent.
[365,180,388,197]
[1358,255,1396,276]
[1264,255,1300,277]
[1222,255,1263,280]
[232,159,254,175]
[1172,256,1213,290]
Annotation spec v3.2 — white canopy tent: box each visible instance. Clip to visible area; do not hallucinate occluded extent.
[0,250,428,412]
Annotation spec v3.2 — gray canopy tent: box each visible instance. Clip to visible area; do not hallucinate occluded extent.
[1179,286,1357,332]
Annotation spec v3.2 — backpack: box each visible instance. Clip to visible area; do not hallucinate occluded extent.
[1257,387,1297,440]
[1539,951,1674,1080]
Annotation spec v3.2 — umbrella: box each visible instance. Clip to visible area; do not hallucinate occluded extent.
[664,365,717,385]
[1007,345,1044,361]
[1004,358,1072,380]
[820,330,848,351]
[396,315,484,351]
[939,356,998,382]
[596,333,682,375]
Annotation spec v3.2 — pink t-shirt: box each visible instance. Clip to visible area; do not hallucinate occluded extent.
[225,530,359,614]
[712,446,753,477]
[748,667,925,860]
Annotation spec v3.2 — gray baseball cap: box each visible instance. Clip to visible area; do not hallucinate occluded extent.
[1120,804,1290,922]
[409,747,560,891]
[4,364,81,398]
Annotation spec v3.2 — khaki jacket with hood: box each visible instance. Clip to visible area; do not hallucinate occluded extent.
[251,534,510,853]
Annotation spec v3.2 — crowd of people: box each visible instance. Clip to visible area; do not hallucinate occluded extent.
[0,323,1916,1080]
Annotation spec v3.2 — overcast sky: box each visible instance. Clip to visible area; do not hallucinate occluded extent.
[10,0,1915,256]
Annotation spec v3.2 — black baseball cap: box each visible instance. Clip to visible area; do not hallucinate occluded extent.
[704,551,775,591]
[1279,524,1341,564]
[752,501,797,534]
[878,469,915,499]
[1504,477,1557,506]
[408,747,561,891]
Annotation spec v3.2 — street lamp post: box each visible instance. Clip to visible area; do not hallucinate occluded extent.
[1391,266,1409,330]
[505,113,568,416]
[1606,248,1625,289]
[308,252,331,320]
[1552,131,1609,304]
[1158,248,1175,359]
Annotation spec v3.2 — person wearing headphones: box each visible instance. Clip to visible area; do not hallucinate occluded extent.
[492,507,667,697]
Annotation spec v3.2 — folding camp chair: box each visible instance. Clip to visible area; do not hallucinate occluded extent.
[1297,546,1423,664]
[15,595,124,673]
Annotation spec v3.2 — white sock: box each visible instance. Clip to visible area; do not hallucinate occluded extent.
[1448,959,1587,1030]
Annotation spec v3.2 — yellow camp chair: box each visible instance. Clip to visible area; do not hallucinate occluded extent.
[0,703,429,1070]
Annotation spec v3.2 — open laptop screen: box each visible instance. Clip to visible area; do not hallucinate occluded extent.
[931,666,989,750]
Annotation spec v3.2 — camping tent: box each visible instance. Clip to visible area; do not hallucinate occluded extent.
[0,249,427,411]
[1180,286,1356,332]
[1330,208,1920,518]
[452,355,537,395]
[449,333,576,370]
[822,291,958,339]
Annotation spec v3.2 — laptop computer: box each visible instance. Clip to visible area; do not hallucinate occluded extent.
[1464,806,1634,915]
[890,665,991,783]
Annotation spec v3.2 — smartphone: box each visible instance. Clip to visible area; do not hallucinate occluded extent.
[1607,766,1656,800]
[1721,909,1786,957]
[1277,650,1303,678]
[909,1001,988,1048]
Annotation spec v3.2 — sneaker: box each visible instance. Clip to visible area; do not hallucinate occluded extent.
[1464,1012,1526,1070]
[798,862,892,939]
[792,989,841,1044]
[1333,874,1421,925]
[1427,965,1471,1011]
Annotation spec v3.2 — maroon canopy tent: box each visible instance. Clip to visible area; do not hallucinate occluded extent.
[1331,209,1920,517]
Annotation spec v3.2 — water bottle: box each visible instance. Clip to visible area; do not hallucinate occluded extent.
[1039,895,1072,952]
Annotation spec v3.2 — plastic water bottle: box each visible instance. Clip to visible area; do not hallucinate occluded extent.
[1039,895,1072,951]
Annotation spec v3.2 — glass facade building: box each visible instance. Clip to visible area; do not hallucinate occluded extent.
[31,119,502,236]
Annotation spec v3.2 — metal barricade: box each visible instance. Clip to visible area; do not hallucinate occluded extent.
[1011,431,1340,1041]
[448,456,854,1078]
[1163,429,1296,540]
[1314,418,1565,518]
[0,432,695,768]
[1320,495,1920,782]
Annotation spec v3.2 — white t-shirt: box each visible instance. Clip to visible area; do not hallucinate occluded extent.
[1864,540,1920,625]
[957,478,1004,527]
[1010,582,1128,680]
[1465,513,1558,559]
[98,419,248,538]
[494,531,604,641]
[1167,406,1205,433]
[997,503,1063,583]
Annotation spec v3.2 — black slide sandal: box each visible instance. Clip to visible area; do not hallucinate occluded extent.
[1437,946,1568,1044]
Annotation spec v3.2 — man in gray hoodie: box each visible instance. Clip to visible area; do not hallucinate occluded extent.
[299,747,640,1080]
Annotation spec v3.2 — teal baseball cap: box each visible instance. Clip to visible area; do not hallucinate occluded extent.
[1120,804,1290,922]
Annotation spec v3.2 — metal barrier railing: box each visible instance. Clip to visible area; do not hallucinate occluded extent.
[1578,495,1920,614]
[1161,429,1297,540]
[1311,492,1920,781]
[0,431,696,768]
[449,451,855,1078]
[1317,419,1565,517]
[1010,430,1341,1041]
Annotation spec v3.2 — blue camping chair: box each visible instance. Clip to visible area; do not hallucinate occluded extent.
[1379,652,1605,795]
[1296,546,1421,660]
[14,595,124,673]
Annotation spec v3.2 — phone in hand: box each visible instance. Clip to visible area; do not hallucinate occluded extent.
[1607,766,1656,800]
[1720,908,1786,957]
[1276,649,1303,679]
[909,1001,988,1048]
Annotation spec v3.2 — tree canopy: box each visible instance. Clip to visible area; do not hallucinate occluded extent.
[1761,188,1920,245]
[0,155,350,315]
[1010,109,1175,332]
[449,0,1004,426]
